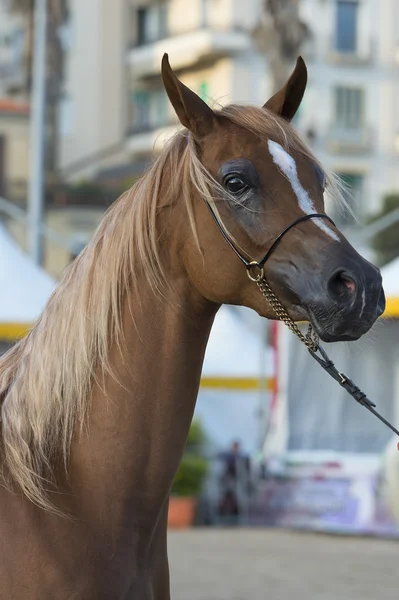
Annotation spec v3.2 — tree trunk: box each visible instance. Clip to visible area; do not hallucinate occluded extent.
[253,0,310,92]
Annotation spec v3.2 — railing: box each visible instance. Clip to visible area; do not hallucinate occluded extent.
[131,24,248,49]
[326,124,372,153]
[125,118,178,137]
[129,0,246,50]
[0,195,71,252]
[327,34,376,65]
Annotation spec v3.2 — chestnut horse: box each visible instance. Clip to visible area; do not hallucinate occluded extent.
[0,55,384,598]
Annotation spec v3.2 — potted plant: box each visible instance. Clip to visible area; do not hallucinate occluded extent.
[168,420,208,528]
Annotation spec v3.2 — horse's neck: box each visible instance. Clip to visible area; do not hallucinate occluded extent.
[68,277,217,533]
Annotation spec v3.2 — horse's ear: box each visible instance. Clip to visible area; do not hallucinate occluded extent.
[263,57,307,121]
[161,53,216,137]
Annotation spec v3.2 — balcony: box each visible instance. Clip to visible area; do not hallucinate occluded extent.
[326,125,372,155]
[327,35,375,67]
[127,26,251,79]
[126,120,180,156]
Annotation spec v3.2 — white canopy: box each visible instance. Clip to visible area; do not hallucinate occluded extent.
[0,226,272,451]
[381,256,399,304]
[202,306,273,378]
[196,307,274,453]
[0,225,54,338]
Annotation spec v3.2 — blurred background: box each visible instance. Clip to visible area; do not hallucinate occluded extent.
[1,0,399,597]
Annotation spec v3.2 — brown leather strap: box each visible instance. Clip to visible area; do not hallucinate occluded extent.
[204,200,335,270]
[204,197,399,438]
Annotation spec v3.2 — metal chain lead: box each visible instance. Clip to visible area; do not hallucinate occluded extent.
[255,277,320,352]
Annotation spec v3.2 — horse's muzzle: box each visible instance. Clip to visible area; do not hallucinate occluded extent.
[305,258,385,342]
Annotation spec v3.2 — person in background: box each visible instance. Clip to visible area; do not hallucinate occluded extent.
[218,441,251,523]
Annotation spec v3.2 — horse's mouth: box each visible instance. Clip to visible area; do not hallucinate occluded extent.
[306,307,381,343]
[265,302,380,343]
[308,316,366,343]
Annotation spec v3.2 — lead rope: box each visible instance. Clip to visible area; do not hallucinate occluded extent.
[248,265,399,437]
[202,194,399,436]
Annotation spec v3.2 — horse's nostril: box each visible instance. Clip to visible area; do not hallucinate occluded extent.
[339,273,356,295]
[327,270,357,302]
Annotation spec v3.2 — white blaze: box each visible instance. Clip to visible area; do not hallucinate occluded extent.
[268,140,339,242]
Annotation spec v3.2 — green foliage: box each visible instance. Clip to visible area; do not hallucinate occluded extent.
[368,193,399,266]
[171,455,208,497]
[186,419,206,450]
[171,420,209,498]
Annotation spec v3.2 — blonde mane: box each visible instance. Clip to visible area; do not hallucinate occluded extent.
[0,106,345,512]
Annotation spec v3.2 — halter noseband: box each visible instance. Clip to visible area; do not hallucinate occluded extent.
[204,199,399,438]
[204,201,335,277]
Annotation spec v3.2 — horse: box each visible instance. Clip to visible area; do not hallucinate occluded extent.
[0,54,384,599]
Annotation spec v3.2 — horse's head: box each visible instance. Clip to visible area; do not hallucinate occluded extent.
[161,55,385,342]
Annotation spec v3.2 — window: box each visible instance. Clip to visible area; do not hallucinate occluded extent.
[132,90,151,131]
[69,238,87,262]
[198,81,208,102]
[335,87,364,129]
[0,27,24,63]
[200,0,208,27]
[137,4,168,45]
[158,4,168,39]
[153,90,168,128]
[336,1,358,53]
[137,8,152,45]
[59,15,74,52]
[11,29,24,61]
[132,89,169,132]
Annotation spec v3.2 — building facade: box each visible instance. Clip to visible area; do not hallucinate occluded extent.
[126,0,266,159]
[58,0,129,180]
[298,0,399,228]
[0,99,29,204]
[125,0,399,233]
[2,0,399,274]
[0,0,27,100]
[57,0,399,231]
[0,1,29,204]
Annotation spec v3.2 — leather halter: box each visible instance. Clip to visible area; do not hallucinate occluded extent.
[204,199,399,437]
[204,201,335,272]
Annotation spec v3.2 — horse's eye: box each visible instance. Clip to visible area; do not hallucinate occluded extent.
[225,175,247,194]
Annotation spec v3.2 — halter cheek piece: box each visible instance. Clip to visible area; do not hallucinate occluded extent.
[204,200,399,438]
[204,206,335,280]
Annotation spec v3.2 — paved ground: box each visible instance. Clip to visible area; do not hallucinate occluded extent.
[168,528,399,600]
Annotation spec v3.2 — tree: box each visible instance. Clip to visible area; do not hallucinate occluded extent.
[7,0,69,184]
[368,193,399,266]
[253,0,310,91]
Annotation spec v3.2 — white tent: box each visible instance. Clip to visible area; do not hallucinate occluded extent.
[380,257,399,527]
[0,225,54,340]
[0,224,273,453]
[378,256,399,315]
[202,306,273,380]
[266,256,399,459]
[195,306,274,453]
